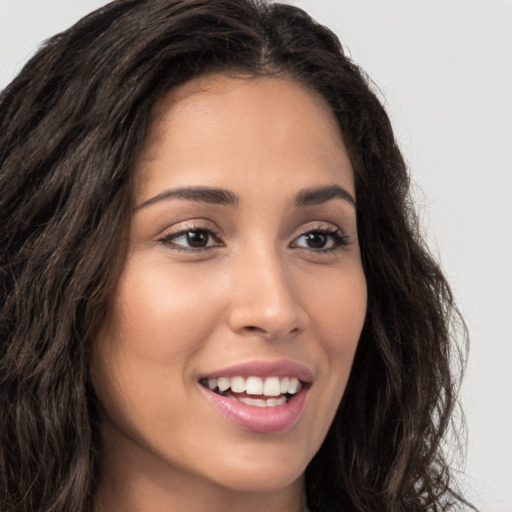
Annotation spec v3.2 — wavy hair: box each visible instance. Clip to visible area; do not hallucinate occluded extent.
[0,1,470,511]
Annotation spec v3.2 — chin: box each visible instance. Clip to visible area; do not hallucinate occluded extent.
[201,448,309,493]
[213,467,304,494]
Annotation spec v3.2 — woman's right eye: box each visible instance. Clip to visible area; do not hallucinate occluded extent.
[158,228,221,252]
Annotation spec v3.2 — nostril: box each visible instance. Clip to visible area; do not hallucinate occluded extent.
[244,325,265,333]
[240,323,303,338]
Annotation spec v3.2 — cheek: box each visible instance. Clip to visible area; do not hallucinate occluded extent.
[107,258,227,362]
[303,264,367,351]
[302,265,367,398]
[89,260,225,430]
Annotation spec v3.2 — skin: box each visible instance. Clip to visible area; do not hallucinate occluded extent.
[91,73,367,512]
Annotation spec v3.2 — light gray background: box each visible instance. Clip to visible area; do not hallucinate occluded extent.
[1,1,510,510]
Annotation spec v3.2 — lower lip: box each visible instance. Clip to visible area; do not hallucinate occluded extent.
[200,385,309,434]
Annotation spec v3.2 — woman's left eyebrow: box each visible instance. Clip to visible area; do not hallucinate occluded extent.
[294,184,356,208]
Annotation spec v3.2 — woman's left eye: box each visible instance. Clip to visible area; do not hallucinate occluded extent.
[291,228,349,251]
[158,228,221,251]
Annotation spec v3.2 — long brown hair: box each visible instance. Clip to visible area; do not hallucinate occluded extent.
[0,1,470,511]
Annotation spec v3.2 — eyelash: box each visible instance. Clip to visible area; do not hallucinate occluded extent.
[157,224,350,254]
[290,226,350,253]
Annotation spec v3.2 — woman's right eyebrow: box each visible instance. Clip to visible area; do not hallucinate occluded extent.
[136,186,240,210]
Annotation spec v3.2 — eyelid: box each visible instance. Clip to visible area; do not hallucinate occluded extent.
[290,222,344,240]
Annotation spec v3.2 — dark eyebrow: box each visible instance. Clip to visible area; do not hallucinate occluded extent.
[136,186,239,210]
[294,185,356,208]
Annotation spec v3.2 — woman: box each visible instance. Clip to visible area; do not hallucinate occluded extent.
[0,0,472,511]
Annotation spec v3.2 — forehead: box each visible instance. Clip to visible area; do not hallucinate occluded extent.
[155,72,339,129]
[133,73,353,201]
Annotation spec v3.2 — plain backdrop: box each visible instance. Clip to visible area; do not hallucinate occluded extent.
[1,1,511,510]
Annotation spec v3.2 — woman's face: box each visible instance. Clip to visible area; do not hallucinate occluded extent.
[91,74,367,504]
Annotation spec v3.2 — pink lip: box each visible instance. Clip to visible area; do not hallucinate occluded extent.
[198,360,312,434]
[200,360,313,382]
[199,384,309,434]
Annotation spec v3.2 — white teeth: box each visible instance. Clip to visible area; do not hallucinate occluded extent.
[230,376,245,393]
[263,376,281,396]
[217,377,230,393]
[204,375,304,397]
[240,397,267,407]
[288,377,300,394]
[237,396,287,407]
[245,376,263,395]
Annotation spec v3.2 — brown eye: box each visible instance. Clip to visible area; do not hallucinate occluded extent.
[291,229,349,251]
[303,232,328,249]
[159,228,221,251]
[185,230,210,247]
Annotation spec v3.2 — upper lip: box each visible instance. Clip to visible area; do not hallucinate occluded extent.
[199,360,313,383]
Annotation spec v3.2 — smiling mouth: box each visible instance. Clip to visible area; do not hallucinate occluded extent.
[199,376,305,407]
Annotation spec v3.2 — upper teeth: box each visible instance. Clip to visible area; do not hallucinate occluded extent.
[207,376,302,396]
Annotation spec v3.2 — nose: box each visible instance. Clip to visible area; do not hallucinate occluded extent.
[226,247,309,340]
